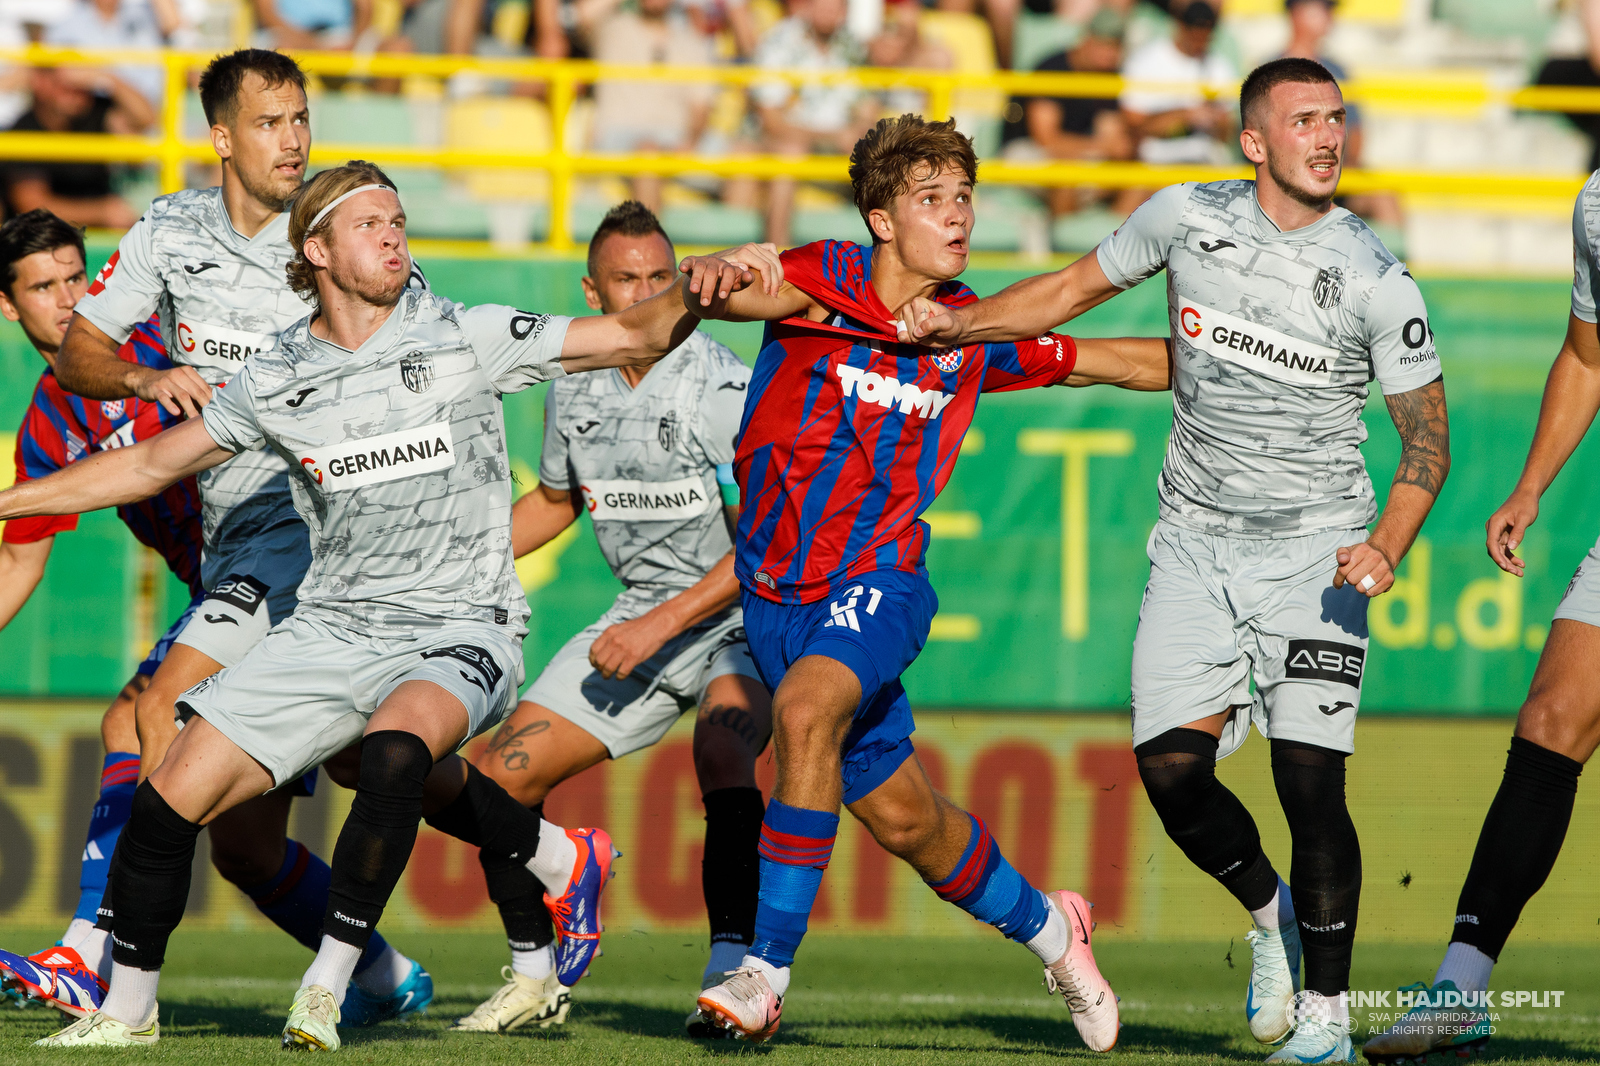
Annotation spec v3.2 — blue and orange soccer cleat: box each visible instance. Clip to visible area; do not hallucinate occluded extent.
[544,827,618,987]
[340,959,433,1027]
[0,947,106,1018]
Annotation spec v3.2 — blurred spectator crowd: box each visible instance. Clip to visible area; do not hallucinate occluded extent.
[6,0,1600,265]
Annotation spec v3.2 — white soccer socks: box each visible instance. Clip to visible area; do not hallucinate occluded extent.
[300,936,364,1005]
[1024,890,1071,964]
[61,918,113,982]
[1433,942,1493,995]
[738,954,791,997]
[99,961,161,1028]
[1250,876,1295,931]
[527,820,580,897]
[512,944,556,981]
[350,941,413,996]
[705,940,748,984]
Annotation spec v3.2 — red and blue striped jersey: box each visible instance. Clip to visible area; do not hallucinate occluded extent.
[5,317,204,595]
[734,241,1077,604]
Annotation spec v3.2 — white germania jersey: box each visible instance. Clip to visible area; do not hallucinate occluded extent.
[1568,169,1600,325]
[1097,180,1442,537]
[200,289,571,635]
[75,186,427,586]
[540,330,749,591]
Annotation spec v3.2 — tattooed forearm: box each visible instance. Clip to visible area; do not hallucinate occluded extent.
[1385,378,1451,497]
[487,719,550,772]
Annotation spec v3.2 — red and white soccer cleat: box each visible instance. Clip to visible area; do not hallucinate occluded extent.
[0,947,107,1019]
[1042,890,1120,1052]
[694,965,783,1042]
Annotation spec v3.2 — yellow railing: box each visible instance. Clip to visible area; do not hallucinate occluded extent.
[2,46,1600,249]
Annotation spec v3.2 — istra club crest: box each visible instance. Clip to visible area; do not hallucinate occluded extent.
[929,348,964,373]
[400,353,434,393]
[658,411,679,451]
[1313,267,1345,310]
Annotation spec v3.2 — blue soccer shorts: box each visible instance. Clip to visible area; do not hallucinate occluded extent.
[741,568,937,804]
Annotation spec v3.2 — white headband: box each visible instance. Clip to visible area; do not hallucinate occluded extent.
[308,183,395,232]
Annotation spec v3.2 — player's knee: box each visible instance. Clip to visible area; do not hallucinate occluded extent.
[1515,693,1600,762]
[1135,728,1221,815]
[472,749,553,807]
[693,712,763,793]
[321,744,362,789]
[209,831,284,887]
[772,697,851,756]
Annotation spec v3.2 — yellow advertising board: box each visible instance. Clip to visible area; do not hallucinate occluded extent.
[1,703,1596,948]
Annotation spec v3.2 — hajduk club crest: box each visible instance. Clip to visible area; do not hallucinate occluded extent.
[929,348,964,373]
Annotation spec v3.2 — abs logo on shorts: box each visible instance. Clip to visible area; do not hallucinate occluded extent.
[823,585,884,632]
[1284,639,1364,689]
[421,644,504,693]
[206,574,270,616]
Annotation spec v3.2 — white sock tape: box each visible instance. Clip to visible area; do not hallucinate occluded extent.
[1359,574,1375,592]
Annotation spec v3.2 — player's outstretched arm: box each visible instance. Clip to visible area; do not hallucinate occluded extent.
[58,313,213,417]
[0,537,51,631]
[0,418,234,521]
[1335,377,1451,597]
[510,482,583,558]
[681,245,813,323]
[897,250,1124,348]
[589,552,741,680]
[1487,314,1600,575]
[1065,336,1172,391]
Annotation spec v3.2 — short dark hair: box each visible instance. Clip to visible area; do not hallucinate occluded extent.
[849,115,977,240]
[198,49,308,127]
[1239,57,1339,129]
[586,201,673,276]
[0,209,85,297]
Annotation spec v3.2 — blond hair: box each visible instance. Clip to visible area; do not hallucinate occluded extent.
[285,160,397,301]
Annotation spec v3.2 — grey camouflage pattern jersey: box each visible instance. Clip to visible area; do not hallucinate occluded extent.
[541,330,749,590]
[1568,168,1600,324]
[201,288,571,636]
[75,187,427,585]
[1097,180,1442,537]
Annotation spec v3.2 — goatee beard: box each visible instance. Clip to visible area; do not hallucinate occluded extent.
[1266,153,1336,211]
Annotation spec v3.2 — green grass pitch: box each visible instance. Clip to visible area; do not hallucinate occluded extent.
[2,929,1596,1063]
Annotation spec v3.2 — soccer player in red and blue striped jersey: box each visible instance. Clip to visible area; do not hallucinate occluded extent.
[683,116,1170,1047]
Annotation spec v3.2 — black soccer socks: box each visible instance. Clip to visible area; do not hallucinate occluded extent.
[323,730,435,949]
[702,786,765,949]
[109,781,202,971]
[1135,728,1281,912]
[1271,739,1361,997]
[480,804,555,953]
[1450,735,1583,960]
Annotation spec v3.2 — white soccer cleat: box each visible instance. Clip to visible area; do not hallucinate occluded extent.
[1042,889,1119,1052]
[34,1003,159,1047]
[1267,1000,1355,1064]
[450,967,571,1033]
[694,965,783,1042]
[1360,982,1491,1063]
[685,972,738,1040]
[1247,924,1303,1044]
[281,984,341,1051]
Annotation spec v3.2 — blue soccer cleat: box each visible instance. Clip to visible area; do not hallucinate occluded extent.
[339,959,433,1028]
[0,946,106,1018]
[545,827,618,987]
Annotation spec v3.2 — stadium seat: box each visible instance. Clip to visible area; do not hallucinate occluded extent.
[918,10,1004,157]
[1051,206,1121,253]
[972,185,1047,255]
[445,96,554,245]
[1010,12,1080,77]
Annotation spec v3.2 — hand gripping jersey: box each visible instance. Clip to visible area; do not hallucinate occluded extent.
[541,330,749,591]
[735,240,1078,604]
[74,187,427,587]
[1097,180,1441,537]
[7,317,203,595]
[200,289,571,635]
